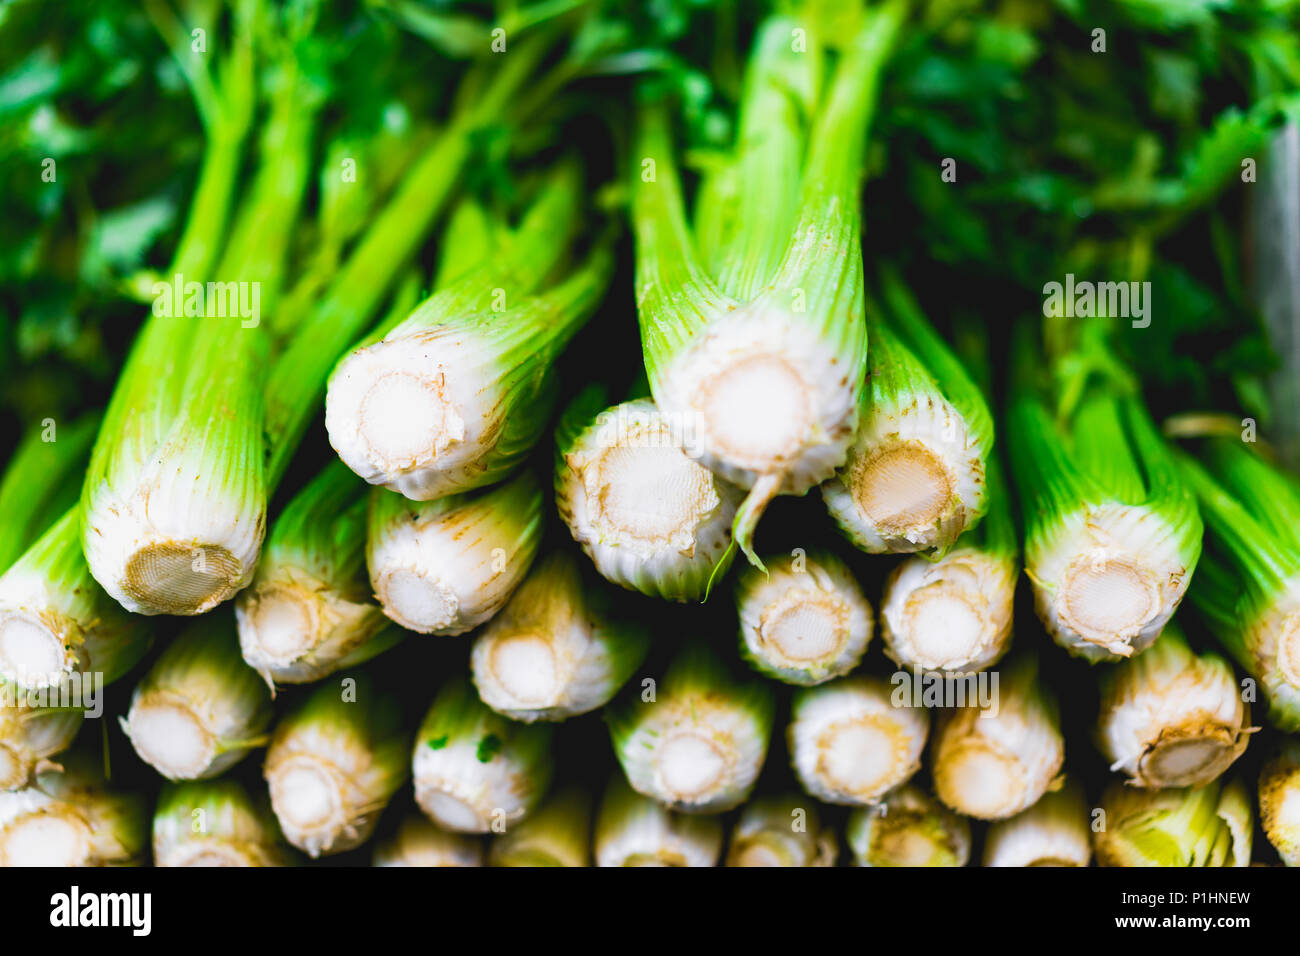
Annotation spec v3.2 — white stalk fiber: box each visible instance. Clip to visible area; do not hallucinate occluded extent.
[0,510,153,692]
[880,546,1014,675]
[631,4,910,564]
[607,645,773,814]
[367,471,542,635]
[821,268,993,557]
[847,785,971,867]
[983,784,1092,867]
[556,394,742,601]
[80,308,268,618]
[0,753,146,866]
[153,780,292,867]
[787,675,928,805]
[237,576,392,687]
[470,552,649,722]
[325,166,604,503]
[83,449,265,616]
[1097,628,1252,789]
[327,325,500,498]
[264,678,408,858]
[735,548,873,685]
[1259,741,1300,867]
[235,461,393,687]
[0,699,83,791]
[822,382,984,554]
[121,616,272,781]
[725,795,837,867]
[594,776,722,867]
[654,306,863,511]
[1031,503,1196,660]
[411,679,553,834]
[372,813,484,867]
[412,740,546,834]
[266,738,392,857]
[931,660,1064,820]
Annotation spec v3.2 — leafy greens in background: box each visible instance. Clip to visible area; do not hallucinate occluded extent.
[2,0,1297,437]
[868,0,1300,421]
[0,0,197,425]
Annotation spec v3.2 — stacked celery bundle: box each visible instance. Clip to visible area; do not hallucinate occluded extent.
[0,0,635,865]
[3,0,1300,872]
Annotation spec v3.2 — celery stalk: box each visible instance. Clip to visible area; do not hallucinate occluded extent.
[632,1,910,566]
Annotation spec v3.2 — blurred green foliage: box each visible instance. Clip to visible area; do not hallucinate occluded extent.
[0,0,194,420]
[2,0,1296,440]
[860,0,1300,420]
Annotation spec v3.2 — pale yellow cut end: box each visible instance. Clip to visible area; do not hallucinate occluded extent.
[696,355,811,468]
[0,745,23,790]
[1278,616,1300,689]
[937,743,1023,818]
[0,812,90,866]
[124,541,241,614]
[1276,787,1300,831]
[758,596,847,664]
[128,698,215,780]
[815,717,909,799]
[359,371,461,466]
[0,611,66,688]
[1060,556,1158,640]
[735,845,783,867]
[377,569,458,633]
[245,585,319,664]
[902,590,987,668]
[1027,857,1083,867]
[1259,762,1300,861]
[658,732,728,800]
[486,632,559,706]
[873,825,945,867]
[420,789,487,833]
[270,757,344,838]
[730,836,792,867]
[1139,724,1240,788]
[850,441,952,535]
[589,436,718,543]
